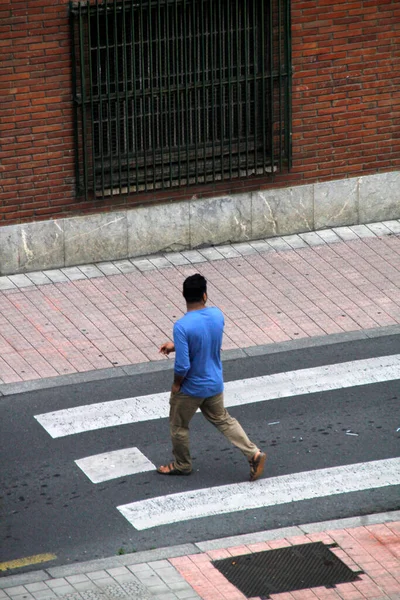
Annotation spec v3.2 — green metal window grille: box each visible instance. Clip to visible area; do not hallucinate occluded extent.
[70,0,292,198]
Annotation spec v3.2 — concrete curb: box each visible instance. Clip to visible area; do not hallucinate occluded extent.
[1,510,399,588]
[1,325,400,397]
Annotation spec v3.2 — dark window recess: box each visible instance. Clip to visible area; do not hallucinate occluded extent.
[70,0,292,198]
[212,543,363,599]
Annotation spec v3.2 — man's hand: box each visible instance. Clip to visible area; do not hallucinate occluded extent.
[171,382,181,394]
[159,341,175,355]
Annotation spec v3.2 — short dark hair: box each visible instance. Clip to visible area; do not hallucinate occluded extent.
[183,274,207,303]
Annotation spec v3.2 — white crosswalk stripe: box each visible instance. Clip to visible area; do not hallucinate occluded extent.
[75,447,155,483]
[117,457,400,530]
[35,353,400,438]
[33,355,400,532]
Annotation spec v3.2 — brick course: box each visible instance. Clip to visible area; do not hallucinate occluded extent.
[1,0,399,225]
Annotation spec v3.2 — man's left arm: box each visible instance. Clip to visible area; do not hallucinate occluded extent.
[172,323,190,393]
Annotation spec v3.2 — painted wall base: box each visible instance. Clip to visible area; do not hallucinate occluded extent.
[1,171,399,276]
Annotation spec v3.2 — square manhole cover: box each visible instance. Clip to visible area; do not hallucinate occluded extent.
[212,542,362,598]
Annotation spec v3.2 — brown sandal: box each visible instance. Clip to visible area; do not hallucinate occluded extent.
[249,451,266,482]
[157,462,191,476]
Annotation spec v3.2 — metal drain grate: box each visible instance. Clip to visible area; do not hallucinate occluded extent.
[212,542,363,598]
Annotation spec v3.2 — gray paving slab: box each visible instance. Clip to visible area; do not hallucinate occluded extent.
[366,222,393,237]
[198,247,225,261]
[195,526,303,551]
[77,265,104,279]
[60,267,88,281]
[249,240,274,253]
[130,259,156,272]
[8,274,33,288]
[112,259,138,274]
[265,237,291,252]
[163,253,190,266]
[117,545,199,567]
[315,228,341,244]
[0,573,50,590]
[281,234,308,249]
[0,276,17,290]
[180,250,207,264]
[149,257,174,269]
[231,242,258,255]
[382,220,400,234]
[96,262,123,276]
[26,272,52,286]
[41,269,69,283]
[47,559,121,578]
[299,231,326,246]
[349,224,376,238]
[333,226,359,241]
[215,245,241,258]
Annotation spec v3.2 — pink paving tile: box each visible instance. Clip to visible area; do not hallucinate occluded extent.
[0,355,23,383]
[2,352,41,381]
[246,542,272,552]
[207,549,231,560]
[226,545,252,556]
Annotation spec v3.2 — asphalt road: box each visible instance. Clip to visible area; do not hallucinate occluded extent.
[1,334,399,573]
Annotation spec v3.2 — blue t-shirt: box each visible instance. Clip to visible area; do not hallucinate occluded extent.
[173,306,224,397]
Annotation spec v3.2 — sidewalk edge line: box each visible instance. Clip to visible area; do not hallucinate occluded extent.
[2,325,400,397]
[1,510,399,588]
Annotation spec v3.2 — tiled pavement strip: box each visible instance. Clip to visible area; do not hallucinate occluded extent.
[1,222,400,598]
[1,513,400,600]
[1,221,400,387]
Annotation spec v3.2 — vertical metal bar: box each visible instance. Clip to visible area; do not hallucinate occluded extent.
[209,0,216,181]
[165,0,173,188]
[200,0,207,181]
[104,0,114,193]
[244,0,249,176]
[87,4,97,195]
[183,0,190,184]
[278,0,283,173]
[95,0,105,197]
[227,0,232,179]
[148,0,156,189]
[78,2,89,198]
[122,0,131,193]
[269,0,274,176]
[218,0,224,180]
[157,0,164,187]
[286,0,292,170]
[192,0,198,184]
[253,0,258,173]
[174,0,181,185]
[139,1,148,191]
[113,0,122,192]
[261,0,266,173]
[130,2,139,189]
[70,3,81,196]
[236,0,241,179]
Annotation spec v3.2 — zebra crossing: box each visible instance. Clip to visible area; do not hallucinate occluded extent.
[34,354,400,530]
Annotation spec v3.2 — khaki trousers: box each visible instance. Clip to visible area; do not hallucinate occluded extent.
[169,391,258,472]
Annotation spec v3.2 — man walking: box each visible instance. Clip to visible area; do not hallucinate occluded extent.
[158,273,266,481]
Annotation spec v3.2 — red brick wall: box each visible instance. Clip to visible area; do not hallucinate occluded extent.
[1,0,399,225]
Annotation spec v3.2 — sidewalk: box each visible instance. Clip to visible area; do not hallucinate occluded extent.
[1,512,399,600]
[1,221,400,390]
[1,223,400,598]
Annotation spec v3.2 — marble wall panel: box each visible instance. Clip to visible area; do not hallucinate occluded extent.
[359,171,400,223]
[128,201,190,257]
[314,177,359,229]
[0,220,64,276]
[190,194,252,248]
[252,185,314,239]
[64,212,127,266]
